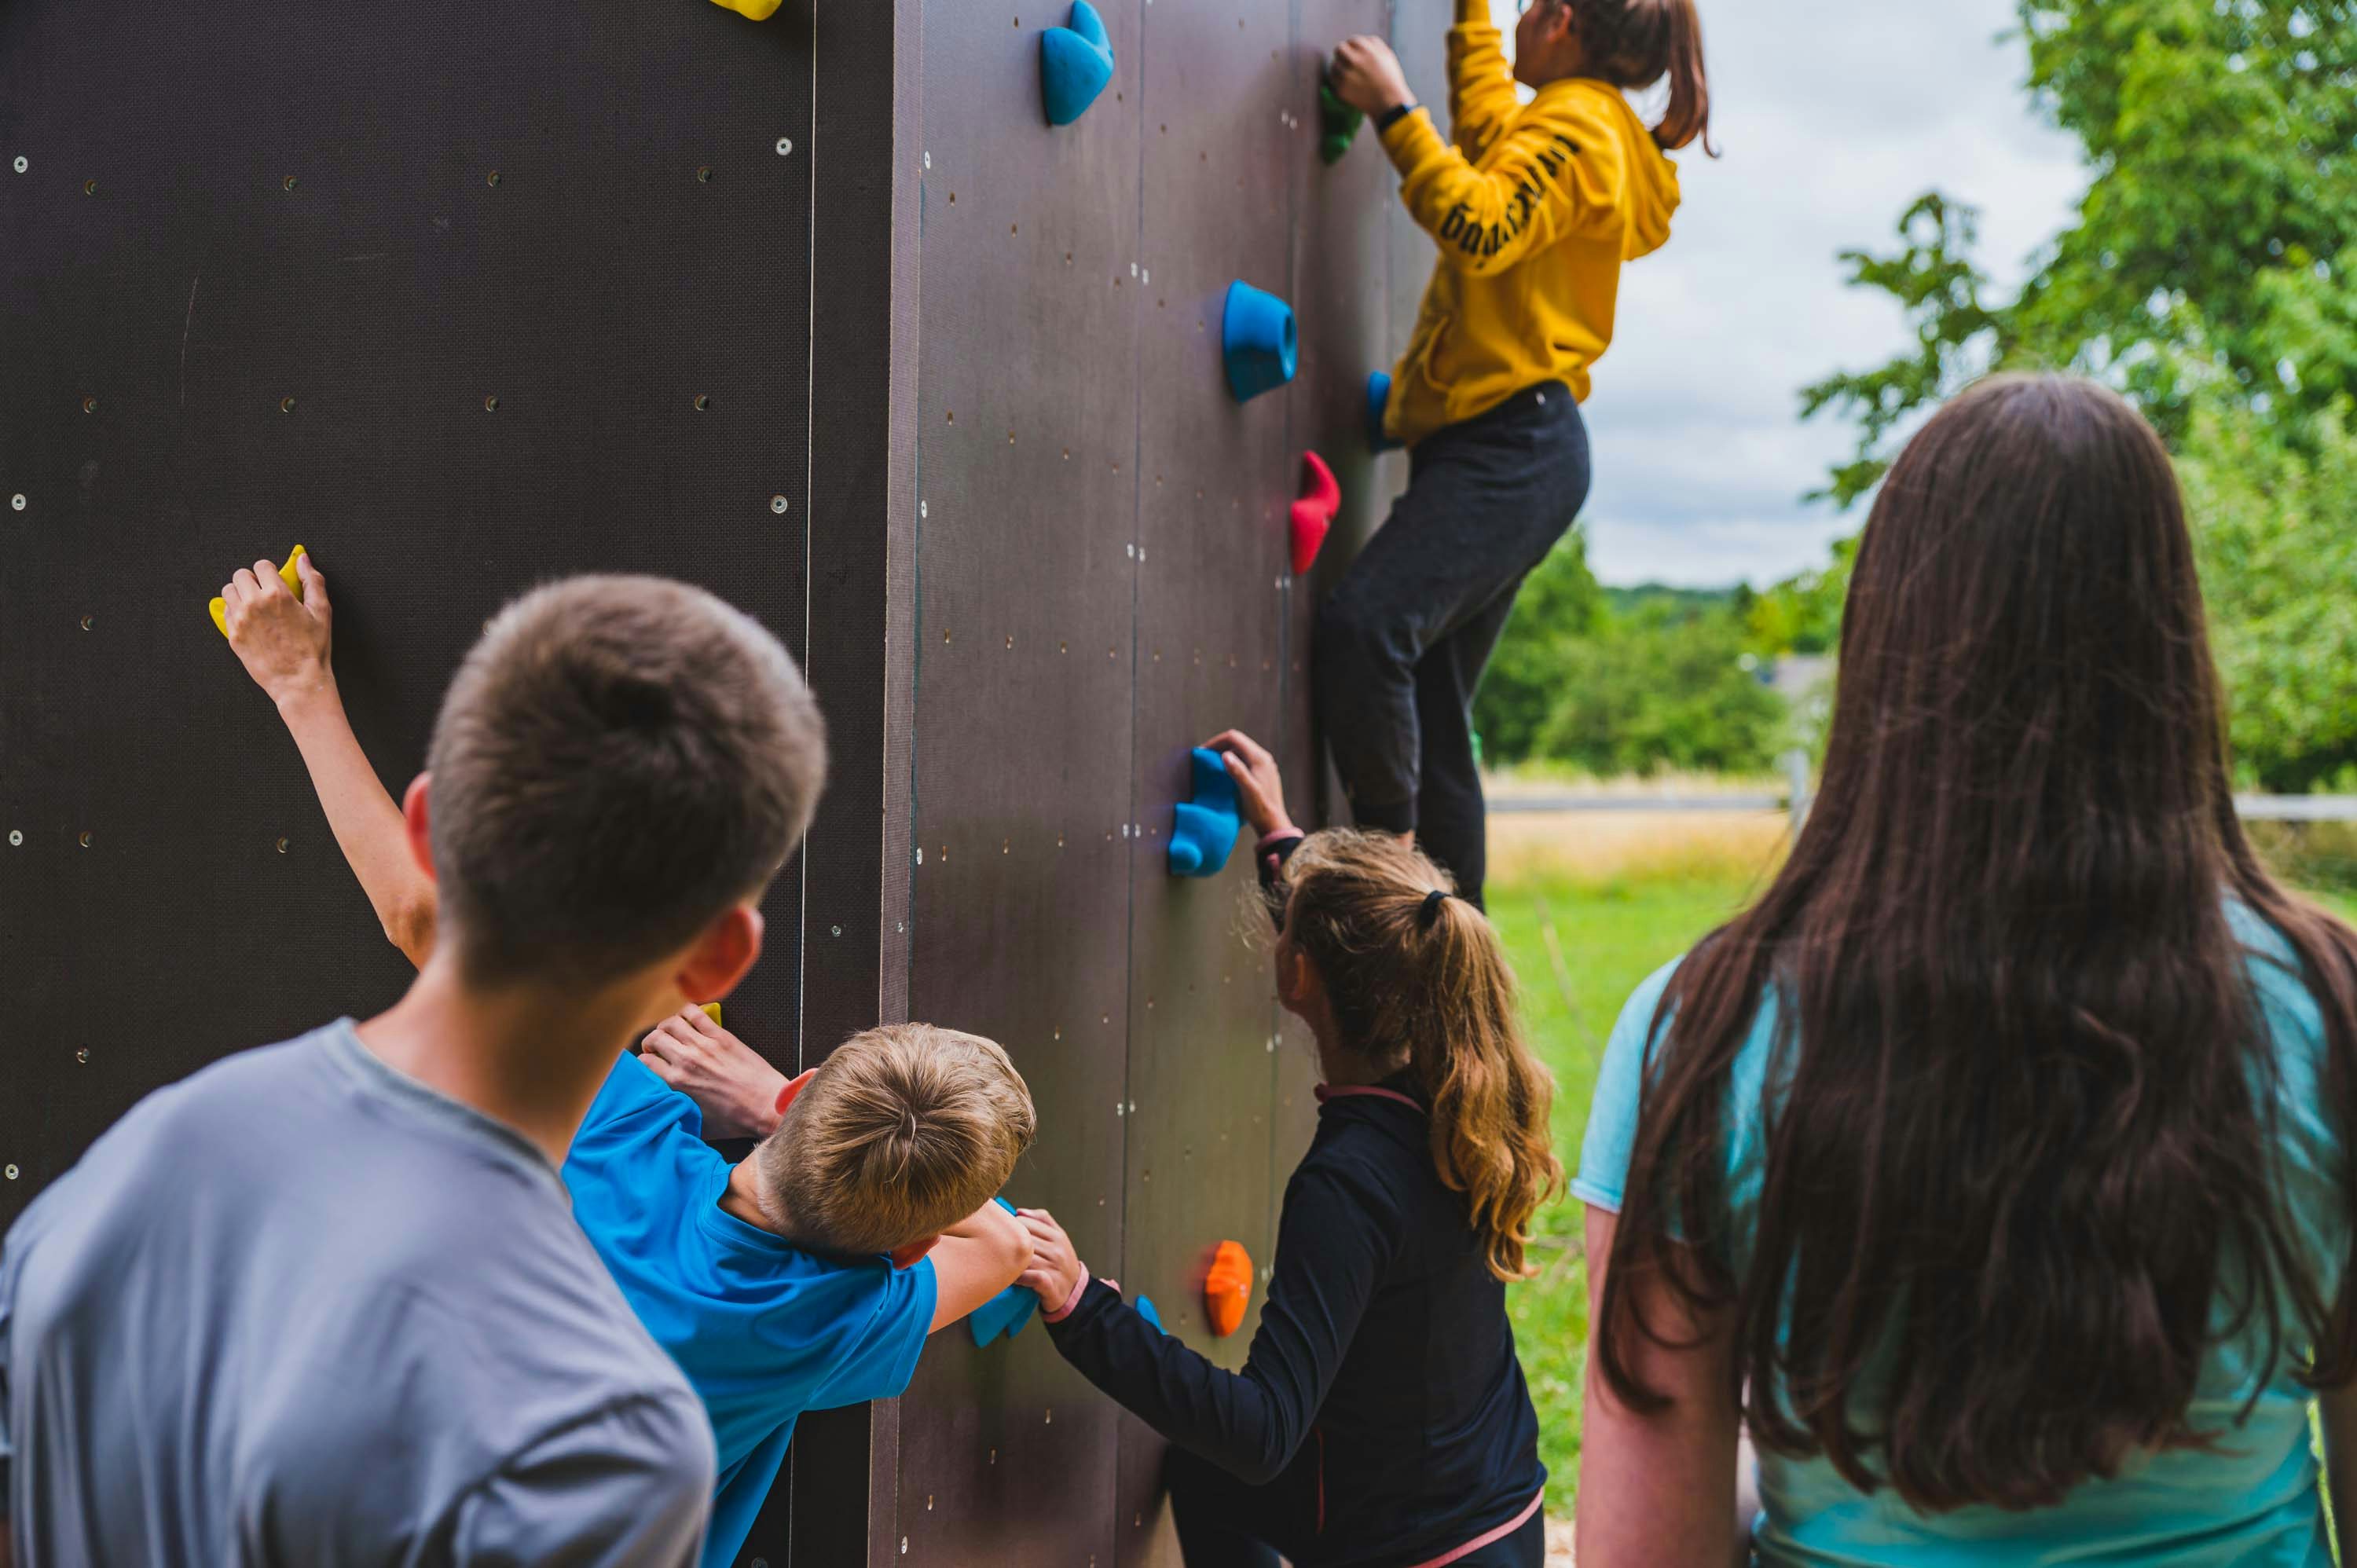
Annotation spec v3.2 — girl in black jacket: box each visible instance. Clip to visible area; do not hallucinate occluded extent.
[1017,730,1562,1568]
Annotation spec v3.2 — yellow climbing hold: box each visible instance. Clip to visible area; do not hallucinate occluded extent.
[208,545,306,636]
[701,1002,723,1026]
[708,0,782,19]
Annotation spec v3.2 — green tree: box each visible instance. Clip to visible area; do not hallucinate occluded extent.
[1530,605,1788,777]
[1475,534,1606,764]
[1803,0,2357,502]
[2176,404,2357,792]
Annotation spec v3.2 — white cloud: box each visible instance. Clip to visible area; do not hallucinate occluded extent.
[1477,0,2087,586]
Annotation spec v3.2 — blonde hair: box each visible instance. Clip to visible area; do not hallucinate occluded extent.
[1280,831,1563,1281]
[757,1024,1036,1256]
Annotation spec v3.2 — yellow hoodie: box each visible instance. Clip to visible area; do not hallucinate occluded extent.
[1377,0,1681,448]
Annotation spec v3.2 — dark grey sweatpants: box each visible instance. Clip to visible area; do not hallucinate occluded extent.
[1314,381,1591,907]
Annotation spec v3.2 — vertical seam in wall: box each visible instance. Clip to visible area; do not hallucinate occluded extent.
[798,0,822,1079]
[1268,0,1305,1277]
[1116,0,1149,1552]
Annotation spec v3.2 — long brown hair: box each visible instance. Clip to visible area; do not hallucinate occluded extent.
[1281,831,1563,1280]
[1567,0,1714,155]
[1599,375,2357,1511]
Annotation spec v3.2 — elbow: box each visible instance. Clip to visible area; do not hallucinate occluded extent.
[383,895,437,969]
[1230,1438,1299,1489]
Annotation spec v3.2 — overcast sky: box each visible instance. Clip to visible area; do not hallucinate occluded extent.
[1479,0,2088,587]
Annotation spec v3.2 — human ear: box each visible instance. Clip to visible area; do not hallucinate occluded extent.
[401,775,438,882]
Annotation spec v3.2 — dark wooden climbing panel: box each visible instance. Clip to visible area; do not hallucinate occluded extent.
[0,0,1422,1560]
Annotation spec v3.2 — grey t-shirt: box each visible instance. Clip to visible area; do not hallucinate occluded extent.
[0,1020,716,1566]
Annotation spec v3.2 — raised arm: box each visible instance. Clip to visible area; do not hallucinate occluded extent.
[1381,86,1627,279]
[1446,0,1519,160]
[220,553,437,967]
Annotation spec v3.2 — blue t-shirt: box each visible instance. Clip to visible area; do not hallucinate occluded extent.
[1576,906,2345,1566]
[563,1053,937,1568]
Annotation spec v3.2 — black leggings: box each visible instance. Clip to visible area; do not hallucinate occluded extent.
[1167,1445,1545,1568]
[1314,383,1591,908]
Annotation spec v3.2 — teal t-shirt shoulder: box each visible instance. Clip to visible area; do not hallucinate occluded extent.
[1574,907,2344,1567]
[565,1051,937,1568]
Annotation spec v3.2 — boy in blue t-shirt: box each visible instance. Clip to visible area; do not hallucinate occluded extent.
[211,550,1038,1568]
[570,1011,1036,1568]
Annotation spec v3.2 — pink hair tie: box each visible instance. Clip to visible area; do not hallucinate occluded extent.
[1043,1268,1091,1324]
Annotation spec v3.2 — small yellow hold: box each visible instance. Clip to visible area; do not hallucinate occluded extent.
[701,1002,723,1027]
[208,545,306,636]
[708,0,782,18]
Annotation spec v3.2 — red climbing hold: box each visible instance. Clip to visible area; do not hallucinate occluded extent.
[1288,450,1337,576]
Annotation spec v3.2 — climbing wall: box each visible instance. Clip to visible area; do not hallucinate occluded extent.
[1,0,1416,1561]
[885,1,1404,1564]
[0,0,819,1223]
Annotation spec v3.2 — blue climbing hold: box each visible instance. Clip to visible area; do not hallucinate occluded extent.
[970,1196,1039,1346]
[1135,1294,1166,1334]
[1168,747,1242,878]
[1366,372,1400,452]
[1040,1,1115,127]
[1222,281,1298,403]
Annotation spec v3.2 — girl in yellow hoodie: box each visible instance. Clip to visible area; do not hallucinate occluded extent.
[1324,0,1707,910]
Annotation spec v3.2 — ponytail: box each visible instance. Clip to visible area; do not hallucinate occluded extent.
[1568,0,1717,157]
[1279,831,1564,1281]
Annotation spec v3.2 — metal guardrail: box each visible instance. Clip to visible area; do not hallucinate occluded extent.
[1487,793,2357,821]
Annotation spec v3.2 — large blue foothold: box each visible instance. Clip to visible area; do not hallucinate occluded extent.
[970,1196,1039,1346]
[1366,372,1400,452]
[1040,2,1115,127]
[1222,281,1298,403]
[1168,748,1242,877]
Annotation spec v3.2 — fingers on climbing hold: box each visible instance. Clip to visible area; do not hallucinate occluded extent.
[1222,281,1296,403]
[1041,1,1116,127]
[1317,75,1364,166]
[700,1001,723,1027]
[1168,748,1242,878]
[207,545,306,636]
[1204,1240,1253,1338]
[1365,372,1399,452]
[1289,450,1339,575]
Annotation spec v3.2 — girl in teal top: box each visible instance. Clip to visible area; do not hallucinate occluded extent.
[1571,375,2357,1566]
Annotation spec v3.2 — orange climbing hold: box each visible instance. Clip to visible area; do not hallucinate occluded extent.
[1204,1239,1253,1338]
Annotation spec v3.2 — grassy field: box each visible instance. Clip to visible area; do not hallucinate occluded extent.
[1487,811,2357,1517]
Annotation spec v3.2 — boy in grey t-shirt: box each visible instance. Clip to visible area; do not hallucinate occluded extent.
[0,573,829,1567]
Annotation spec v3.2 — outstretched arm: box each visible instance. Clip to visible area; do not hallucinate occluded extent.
[1026,1168,1391,1486]
[927,1200,1032,1335]
[220,553,437,968]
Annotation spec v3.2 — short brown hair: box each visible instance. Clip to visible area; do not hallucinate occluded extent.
[426,575,826,983]
[757,1024,1036,1256]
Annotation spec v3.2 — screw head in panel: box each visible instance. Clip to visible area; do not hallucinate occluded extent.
[82,395,97,413]
[830,925,842,937]
[3,1166,16,1181]
[483,394,499,411]
[696,165,713,183]
[486,170,500,186]
[10,494,24,511]
[7,830,20,846]
[282,174,298,190]
[75,1048,89,1064]
[775,137,793,156]
[770,494,789,514]
[83,178,97,195]
[78,830,92,848]
[11,156,25,173]
[280,397,297,413]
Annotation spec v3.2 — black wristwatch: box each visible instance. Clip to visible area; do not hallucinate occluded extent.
[1375,101,1420,133]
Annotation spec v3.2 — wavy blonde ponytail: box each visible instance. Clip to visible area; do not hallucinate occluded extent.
[1281,832,1563,1280]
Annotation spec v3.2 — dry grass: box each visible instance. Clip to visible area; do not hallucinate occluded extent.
[1486,807,1791,892]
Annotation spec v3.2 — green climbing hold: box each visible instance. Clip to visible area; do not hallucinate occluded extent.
[1318,77,1364,166]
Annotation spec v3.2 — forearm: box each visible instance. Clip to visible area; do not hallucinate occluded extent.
[1045,1281,1305,1483]
[277,683,437,966]
[1446,0,1516,154]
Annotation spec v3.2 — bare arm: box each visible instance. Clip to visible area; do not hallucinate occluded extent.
[2320,1379,2357,1556]
[1575,1205,1743,1568]
[221,553,437,967]
[926,1199,1032,1335]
